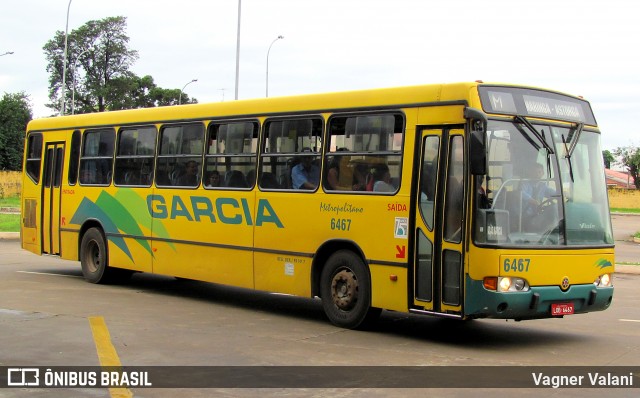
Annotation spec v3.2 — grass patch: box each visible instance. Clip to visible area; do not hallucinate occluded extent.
[0,196,20,208]
[0,213,20,232]
[610,207,640,214]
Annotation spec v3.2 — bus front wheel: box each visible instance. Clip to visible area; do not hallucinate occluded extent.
[320,250,381,329]
[80,227,112,284]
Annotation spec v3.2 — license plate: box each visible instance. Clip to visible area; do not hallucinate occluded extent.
[551,303,574,316]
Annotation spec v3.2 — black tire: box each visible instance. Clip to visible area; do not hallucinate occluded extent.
[320,250,381,329]
[80,227,112,284]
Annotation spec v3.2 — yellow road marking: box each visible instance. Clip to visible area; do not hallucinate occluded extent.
[89,316,133,398]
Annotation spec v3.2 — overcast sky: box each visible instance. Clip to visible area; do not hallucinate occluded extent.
[1,0,638,150]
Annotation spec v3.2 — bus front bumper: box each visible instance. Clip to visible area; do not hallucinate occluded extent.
[464,276,614,320]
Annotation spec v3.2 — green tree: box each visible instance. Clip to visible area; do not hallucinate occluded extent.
[602,149,615,169]
[614,146,640,189]
[0,92,32,170]
[43,16,197,114]
[107,75,197,110]
[44,16,139,113]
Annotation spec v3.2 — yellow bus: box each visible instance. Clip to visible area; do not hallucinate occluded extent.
[21,82,614,328]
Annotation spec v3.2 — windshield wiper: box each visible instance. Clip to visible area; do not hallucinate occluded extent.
[561,122,582,183]
[514,116,555,155]
[561,134,575,182]
[567,122,583,158]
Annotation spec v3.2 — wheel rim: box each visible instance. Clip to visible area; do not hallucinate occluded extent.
[86,239,100,273]
[330,268,359,311]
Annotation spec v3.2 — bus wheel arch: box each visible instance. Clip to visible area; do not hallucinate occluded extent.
[314,242,381,329]
[79,224,113,284]
[312,240,366,297]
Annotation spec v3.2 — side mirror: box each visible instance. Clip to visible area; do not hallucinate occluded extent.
[464,107,487,175]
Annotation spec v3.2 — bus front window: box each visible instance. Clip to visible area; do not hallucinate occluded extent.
[476,120,613,247]
[476,120,562,246]
[551,128,614,245]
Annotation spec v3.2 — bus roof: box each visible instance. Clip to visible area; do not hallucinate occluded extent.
[27,82,593,131]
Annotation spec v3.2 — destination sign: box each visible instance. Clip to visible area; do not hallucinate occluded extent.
[478,86,597,125]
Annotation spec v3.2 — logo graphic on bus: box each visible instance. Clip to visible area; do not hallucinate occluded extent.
[69,189,283,262]
[594,259,613,270]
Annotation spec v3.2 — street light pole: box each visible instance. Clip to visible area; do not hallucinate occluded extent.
[266,35,284,98]
[179,79,198,105]
[234,0,241,100]
[61,0,73,116]
[71,47,92,114]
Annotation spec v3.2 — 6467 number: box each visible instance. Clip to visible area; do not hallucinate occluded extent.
[503,258,531,273]
[330,218,351,231]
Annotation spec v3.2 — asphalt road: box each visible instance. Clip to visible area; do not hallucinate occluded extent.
[0,238,639,398]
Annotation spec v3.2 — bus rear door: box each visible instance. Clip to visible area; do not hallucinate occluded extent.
[41,142,65,255]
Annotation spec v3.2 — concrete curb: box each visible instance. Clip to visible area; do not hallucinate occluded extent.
[0,232,19,240]
[614,264,640,275]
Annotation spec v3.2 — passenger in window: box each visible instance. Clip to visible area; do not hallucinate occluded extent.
[225,170,248,188]
[325,157,341,190]
[352,163,369,191]
[179,160,199,186]
[372,165,395,192]
[206,170,221,187]
[292,148,320,190]
[325,149,349,190]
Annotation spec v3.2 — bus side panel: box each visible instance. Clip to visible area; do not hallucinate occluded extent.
[107,236,153,273]
[59,230,79,261]
[253,192,311,297]
[21,195,40,255]
[254,192,410,309]
[154,241,254,288]
[253,252,312,297]
[149,189,254,289]
[63,187,154,271]
[370,264,408,312]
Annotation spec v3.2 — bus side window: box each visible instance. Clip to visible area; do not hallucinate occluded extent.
[25,133,43,184]
[68,130,81,185]
[114,127,157,187]
[260,118,322,191]
[205,121,258,190]
[324,114,403,194]
[157,123,204,188]
[79,129,115,186]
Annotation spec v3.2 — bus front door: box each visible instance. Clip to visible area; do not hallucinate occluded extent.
[413,129,465,317]
[41,142,65,255]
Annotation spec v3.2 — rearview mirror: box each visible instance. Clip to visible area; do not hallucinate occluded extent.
[464,107,487,175]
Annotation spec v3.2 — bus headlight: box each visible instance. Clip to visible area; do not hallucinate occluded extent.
[483,277,530,292]
[594,273,612,287]
[498,277,529,292]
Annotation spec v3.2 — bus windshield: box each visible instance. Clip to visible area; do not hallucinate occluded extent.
[475,119,613,247]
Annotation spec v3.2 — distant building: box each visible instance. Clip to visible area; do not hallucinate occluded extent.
[605,168,636,189]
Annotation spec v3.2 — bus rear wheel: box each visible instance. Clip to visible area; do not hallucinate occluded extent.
[80,227,113,284]
[320,250,381,329]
